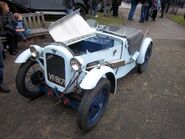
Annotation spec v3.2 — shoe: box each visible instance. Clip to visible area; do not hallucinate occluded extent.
[0,84,10,93]
[3,49,8,53]
[128,18,134,21]
[139,20,144,23]
[94,15,98,17]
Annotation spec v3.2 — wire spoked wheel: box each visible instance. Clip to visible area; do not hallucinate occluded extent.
[16,59,44,99]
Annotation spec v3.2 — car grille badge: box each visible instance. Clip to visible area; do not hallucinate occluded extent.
[51,49,57,54]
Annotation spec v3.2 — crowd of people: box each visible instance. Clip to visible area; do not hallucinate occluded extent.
[63,0,123,17]
[128,0,171,23]
[64,0,170,22]
[89,0,122,17]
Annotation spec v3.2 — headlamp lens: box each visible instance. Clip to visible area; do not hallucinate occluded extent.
[30,46,39,58]
[70,58,81,71]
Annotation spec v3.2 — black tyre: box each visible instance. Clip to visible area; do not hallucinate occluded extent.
[77,78,111,132]
[137,43,153,73]
[16,59,44,99]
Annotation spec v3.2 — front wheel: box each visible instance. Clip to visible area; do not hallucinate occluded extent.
[137,43,153,73]
[16,59,44,99]
[77,78,111,132]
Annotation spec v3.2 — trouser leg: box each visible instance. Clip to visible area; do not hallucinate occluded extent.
[152,10,158,20]
[0,51,4,85]
[128,4,137,20]
[4,31,17,52]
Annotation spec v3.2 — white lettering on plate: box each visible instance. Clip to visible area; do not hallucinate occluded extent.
[48,73,65,86]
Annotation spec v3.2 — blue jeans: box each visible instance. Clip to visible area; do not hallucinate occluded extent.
[66,8,73,14]
[140,5,149,22]
[128,4,138,20]
[17,31,28,40]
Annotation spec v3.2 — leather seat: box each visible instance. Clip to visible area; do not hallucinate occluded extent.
[107,26,144,54]
[126,29,143,55]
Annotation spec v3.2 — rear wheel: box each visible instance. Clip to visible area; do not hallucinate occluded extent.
[137,43,153,73]
[77,78,111,132]
[16,59,44,99]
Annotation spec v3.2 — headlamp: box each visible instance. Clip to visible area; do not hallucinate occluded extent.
[70,58,81,71]
[30,45,41,58]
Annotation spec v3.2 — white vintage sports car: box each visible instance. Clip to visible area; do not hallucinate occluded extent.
[15,12,153,132]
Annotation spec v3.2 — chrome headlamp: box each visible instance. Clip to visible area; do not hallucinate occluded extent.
[70,58,81,71]
[30,45,42,58]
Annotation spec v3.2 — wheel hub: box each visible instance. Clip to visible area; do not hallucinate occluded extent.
[88,88,107,124]
[31,70,44,85]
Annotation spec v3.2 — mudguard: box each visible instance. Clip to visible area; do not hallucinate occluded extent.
[80,66,117,94]
[137,37,153,64]
[15,49,31,64]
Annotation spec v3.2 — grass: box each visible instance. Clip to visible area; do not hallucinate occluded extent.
[85,12,123,26]
[44,12,123,26]
[168,14,185,27]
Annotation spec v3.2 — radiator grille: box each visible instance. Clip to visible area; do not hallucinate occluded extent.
[46,53,65,87]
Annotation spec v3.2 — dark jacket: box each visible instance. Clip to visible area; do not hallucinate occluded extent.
[91,0,100,5]
[112,0,122,6]
[131,0,139,5]
[140,0,150,5]
[0,17,4,33]
[0,39,4,67]
[0,12,16,33]
[0,39,3,52]
[160,0,168,5]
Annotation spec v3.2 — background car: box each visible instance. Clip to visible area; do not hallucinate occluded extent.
[1,0,89,15]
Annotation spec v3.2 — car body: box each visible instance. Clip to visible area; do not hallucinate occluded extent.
[4,0,88,15]
[15,12,153,132]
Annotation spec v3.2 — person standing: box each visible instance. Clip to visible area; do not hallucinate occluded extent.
[0,1,18,55]
[165,0,171,13]
[90,0,99,17]
[128,0,139,20]
[63,0,74,14]
[145,0,152,21]
[139,0,150,23]
[112,0,122,17]
[104,0,112,16]
[0,39,10,93]
[160,0,168,18]
[150,0,160,21]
